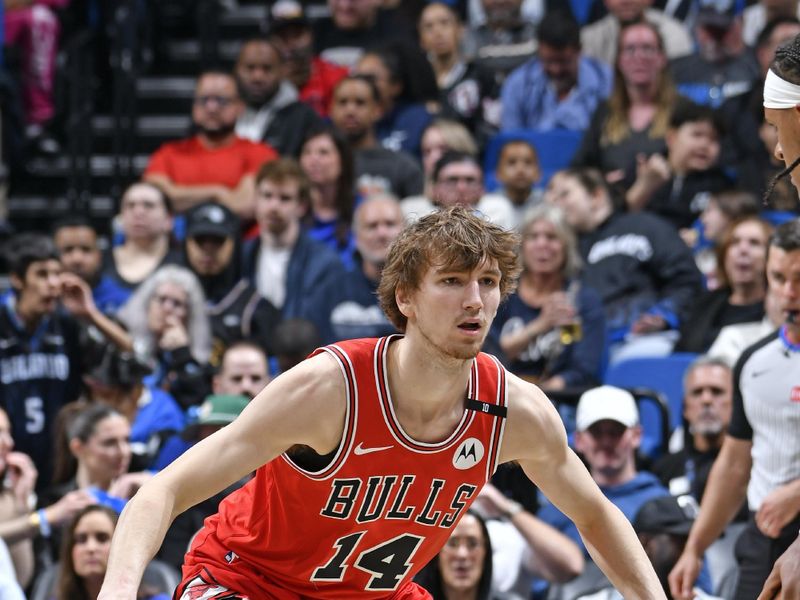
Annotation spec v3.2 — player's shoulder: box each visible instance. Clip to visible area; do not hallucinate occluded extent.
[504,371,554,418]
[279,350,346,395]
[500,371,567,463]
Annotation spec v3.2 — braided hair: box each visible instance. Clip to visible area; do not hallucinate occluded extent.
[764,34,800,204]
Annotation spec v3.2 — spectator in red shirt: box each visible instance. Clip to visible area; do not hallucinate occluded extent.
[144,70,277,219]
[267,0,348,118]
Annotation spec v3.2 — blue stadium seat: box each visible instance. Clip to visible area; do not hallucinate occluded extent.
[604,353,699,434]
[483,129,583,191]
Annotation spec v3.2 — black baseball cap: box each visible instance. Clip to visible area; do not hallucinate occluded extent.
[696,0,741,29]
[185,201,239,239]
[270,0,309,33]
[633,495,699,536]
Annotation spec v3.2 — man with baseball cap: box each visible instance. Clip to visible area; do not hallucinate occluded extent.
[183,201,281,368]
[576,495,721,600]
[538,386,668,549]
[182,394,250,443]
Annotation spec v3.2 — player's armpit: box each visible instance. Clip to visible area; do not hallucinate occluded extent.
[161,351,347,515]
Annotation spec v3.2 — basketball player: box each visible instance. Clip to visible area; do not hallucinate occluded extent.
[671,34,800,600]
[757,34,800,600]
[98,207,664,599]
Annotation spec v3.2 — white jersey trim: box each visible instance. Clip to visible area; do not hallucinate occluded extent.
[280,344,358,480]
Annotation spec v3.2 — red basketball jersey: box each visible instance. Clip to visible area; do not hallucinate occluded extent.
[181,336,508,599]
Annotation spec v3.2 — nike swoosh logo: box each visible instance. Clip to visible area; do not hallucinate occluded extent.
[353,443,393,456]
[752,369,771,378]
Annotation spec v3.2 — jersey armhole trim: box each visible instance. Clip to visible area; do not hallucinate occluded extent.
[486,355,508,480]
[280,344,358,480]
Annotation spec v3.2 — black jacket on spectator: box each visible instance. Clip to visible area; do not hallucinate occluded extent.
[644,166,734,231]
[241,233,345,320]
[205,280,281,367]
[440,61,500,148]
[675,288,764,353]
[653,443,749,522]
[578,211,703,340]
[261,101,324,159]
[572,102,668,190]
[182,236,281,368]
[153,345,210,411]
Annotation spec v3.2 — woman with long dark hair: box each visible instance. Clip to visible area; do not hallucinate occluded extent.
[47,404,132,498]
[54,505,170,600]
[55,505,118,600]
[299,124,357,268]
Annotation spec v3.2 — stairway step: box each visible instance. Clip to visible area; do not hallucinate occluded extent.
[24,154,150,178]
[92,114,192,137]
[220,3,267,26]
[91,114,192,154]
[166,39,242,63]
[135,76,196,112]
[137,76,196,97]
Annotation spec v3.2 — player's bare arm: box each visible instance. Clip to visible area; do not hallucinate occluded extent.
[98,352,347,599]
[499,374,666,599]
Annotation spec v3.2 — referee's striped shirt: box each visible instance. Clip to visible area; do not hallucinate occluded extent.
[729,329,800,510]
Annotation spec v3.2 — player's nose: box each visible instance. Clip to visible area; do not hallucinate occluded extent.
[462,280,483,310]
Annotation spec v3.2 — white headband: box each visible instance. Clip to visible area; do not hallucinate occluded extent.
[764,69,800,109]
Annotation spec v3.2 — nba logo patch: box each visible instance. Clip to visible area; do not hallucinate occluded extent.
[791,387,800,403]
[225,550,238,564]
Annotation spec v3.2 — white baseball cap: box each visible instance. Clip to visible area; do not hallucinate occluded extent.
[576,385,639,431]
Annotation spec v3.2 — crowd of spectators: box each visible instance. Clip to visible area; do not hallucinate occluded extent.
[0,0,799,598]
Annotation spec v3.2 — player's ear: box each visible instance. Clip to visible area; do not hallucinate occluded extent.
[395,285,414,320]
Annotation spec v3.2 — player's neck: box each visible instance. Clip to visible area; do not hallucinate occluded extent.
[387,335,473,440]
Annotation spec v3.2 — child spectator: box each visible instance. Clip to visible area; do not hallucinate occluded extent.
[626,99,732,232]
[495,139,542,219]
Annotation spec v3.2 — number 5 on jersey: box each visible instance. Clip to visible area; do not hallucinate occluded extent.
[311,532,424,591]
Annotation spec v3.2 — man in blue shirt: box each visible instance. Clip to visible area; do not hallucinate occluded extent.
[539,386,668,547]
[500,10,612,132]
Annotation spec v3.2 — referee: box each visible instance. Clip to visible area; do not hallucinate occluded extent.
[668,218,800,600]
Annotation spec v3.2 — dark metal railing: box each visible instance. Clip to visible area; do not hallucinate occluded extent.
[108,0,145,202]
[64,29,94,213]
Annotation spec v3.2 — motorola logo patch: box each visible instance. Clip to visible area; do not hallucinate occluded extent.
[452,438,484,470]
